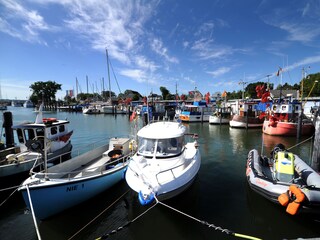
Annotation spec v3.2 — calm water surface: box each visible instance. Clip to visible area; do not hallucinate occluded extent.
[0,106,319,240]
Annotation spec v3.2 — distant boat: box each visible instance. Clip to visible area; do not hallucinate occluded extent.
[262,100,315,136]
[209,106,232,125]
[23,100,34,108]
[125,121,201,205]
[0,104,73,179]
[179,101,213,122]
[229,100,264,128]
[11,101,23,107]
[18,137,135,220]
[0,104,7,111]
[82,105,101,114]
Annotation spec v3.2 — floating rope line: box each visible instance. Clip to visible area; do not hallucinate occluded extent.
[155,197,262,240]
[68,189,129,240]
[0,184,21,192]
[96,200,158,240]
[96,195,262,240]
[0,187,18,207]
[287,135,314,151]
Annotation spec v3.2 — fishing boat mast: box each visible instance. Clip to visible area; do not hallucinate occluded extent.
[106,48,112,103]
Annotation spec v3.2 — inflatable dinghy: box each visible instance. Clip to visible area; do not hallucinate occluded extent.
[246,144,320,215]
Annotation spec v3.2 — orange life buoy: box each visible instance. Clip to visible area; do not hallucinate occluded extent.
[43,118,57,123]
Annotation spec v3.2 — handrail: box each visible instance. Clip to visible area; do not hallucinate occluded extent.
[29,152,133,180]
[155,156,193,186]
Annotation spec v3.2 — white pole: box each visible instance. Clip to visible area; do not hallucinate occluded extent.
[26,185,42,240]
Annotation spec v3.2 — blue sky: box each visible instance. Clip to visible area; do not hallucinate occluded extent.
[1,0,320,100]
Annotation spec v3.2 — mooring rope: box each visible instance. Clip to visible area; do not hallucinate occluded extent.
[68,189,130,240]
[0,184,21,192]
[155,197,262,240]
[0,186,19,207]
[96,200,159,240]
[287,135,314,151]
[96,196,262,240]
[26,184,42,240]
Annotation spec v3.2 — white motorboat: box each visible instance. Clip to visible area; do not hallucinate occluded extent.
[125,121,201,205]
[209,107,232,125]
[179,101,213,122]
[18,137,135,220]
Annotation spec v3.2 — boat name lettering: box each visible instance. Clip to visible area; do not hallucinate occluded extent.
[66,185,78,192]
[255,178,268,187]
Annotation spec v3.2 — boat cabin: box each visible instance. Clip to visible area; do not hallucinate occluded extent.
[137,136,184,158]
[136,121,186,158]
[13,119,70,152]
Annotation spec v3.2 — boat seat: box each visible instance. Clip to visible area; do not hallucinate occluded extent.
[253,155,264,177]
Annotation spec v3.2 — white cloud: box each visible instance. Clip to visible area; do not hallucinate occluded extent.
[150,38,179,63]
[191,38,233,60]
[120,69,146,83]
[0,0,54,44]
[207,67,231,78]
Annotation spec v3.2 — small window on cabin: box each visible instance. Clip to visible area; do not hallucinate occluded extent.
[36,128,44,137]
[23,129,30,141]
[273,105,277,111]
[295,106,299,111]
[51,127,57,135]
[27,129,35,141]
[16,129,24,143]
[59,125,65,133]
[282,106,287,111]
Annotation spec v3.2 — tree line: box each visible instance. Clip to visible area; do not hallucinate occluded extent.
[28,73,320,105]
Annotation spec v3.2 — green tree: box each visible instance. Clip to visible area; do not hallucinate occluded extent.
[301,73,320,97]
[160,86,170,100]
[29,81,62,105]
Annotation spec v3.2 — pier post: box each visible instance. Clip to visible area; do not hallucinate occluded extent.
[311,113,320,171]
[297,109,303,138]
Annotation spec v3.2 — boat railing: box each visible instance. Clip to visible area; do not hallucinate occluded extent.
[30,152,133,180]
[71,138,111,157]
[155,157,192,186]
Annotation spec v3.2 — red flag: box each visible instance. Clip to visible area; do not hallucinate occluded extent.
[130,111,136,122]
[276,67,282,76]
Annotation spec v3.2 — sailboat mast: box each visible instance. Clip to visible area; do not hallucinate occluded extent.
[106,49,112,101]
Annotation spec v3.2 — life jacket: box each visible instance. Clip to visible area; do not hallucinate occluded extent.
[278,185,305,215]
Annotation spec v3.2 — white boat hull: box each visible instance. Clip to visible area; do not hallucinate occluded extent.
[126,143,201,202]
[0,142,72,178]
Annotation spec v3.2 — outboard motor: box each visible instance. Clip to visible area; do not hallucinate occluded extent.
[2,111,14,148]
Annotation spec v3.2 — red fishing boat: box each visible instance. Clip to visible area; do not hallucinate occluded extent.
[262,101,315,136]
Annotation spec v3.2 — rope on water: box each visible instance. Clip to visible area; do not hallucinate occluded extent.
[155,197,262,240]
[0,186,19,207]
[96,195,262,240]
[287,135,314,151]
[0,184,21,192]
[68,189,129,240]
[96,200,158,240]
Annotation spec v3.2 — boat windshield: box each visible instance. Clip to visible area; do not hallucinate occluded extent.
[138,136,184,157]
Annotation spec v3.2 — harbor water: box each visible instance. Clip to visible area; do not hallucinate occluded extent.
[0,107,319,240]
